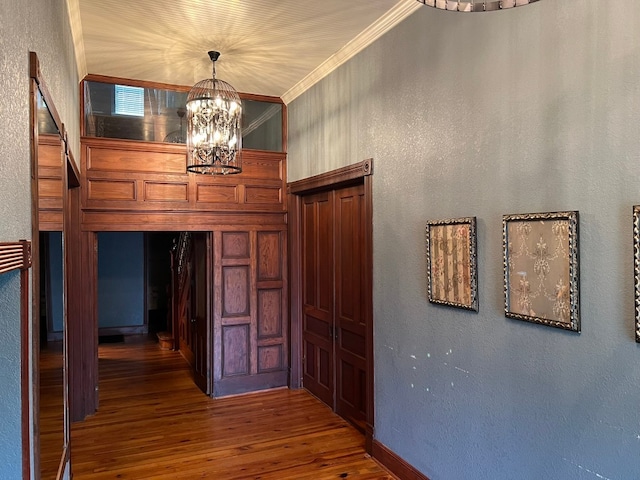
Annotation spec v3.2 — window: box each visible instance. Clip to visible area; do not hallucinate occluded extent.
[114,85,144,117]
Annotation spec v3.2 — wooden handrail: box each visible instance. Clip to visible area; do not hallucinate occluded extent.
[0,240,31,274]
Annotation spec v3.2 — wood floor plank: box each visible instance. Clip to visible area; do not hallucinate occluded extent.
[71,337,396,479]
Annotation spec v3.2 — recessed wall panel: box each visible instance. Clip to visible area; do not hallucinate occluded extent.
[87,146,186,174]
[222,266,250,317]
[258,345,282,373]
[222,324,249,377]
[144,182,188,202]
[222,232,249,259]
[197,184,238,203]
[88,179,136,201]
[257,232,281,281]
[245,186,281,204]
[257,289,282,338]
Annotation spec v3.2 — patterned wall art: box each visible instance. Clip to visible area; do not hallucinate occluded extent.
[426,217,478,311]
[503,211,580,332]
[633,206,640,343]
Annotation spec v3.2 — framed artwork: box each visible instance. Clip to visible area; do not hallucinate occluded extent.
[426,217,478,311]
[503,211,580,332]
[633,206,640,343]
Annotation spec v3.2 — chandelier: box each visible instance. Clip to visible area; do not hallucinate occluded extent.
[416,0,539,11]
[186,51,242,175]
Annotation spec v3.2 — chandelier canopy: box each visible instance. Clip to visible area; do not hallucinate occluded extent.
[186,51,242,175]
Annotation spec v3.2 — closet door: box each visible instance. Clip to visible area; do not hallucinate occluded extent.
[300,184,367,431]
[301,191,334,407]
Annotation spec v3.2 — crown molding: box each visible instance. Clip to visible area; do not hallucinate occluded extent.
[281,0,421,104]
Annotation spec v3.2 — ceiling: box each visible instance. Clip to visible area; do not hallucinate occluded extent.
[67,0,421,103]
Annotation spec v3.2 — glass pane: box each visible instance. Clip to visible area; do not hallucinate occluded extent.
[37,90,59,135]
[84,81,188,143]
[242,99,283,152]
[84,81,284,151]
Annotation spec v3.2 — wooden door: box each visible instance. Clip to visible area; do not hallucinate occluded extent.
[334,184,367,430]
[301,183,367,429]
[191,233,210,394]
[176,233,210,395]
[301,191,335,407]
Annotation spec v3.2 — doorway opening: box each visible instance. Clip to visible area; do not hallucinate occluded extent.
[94,231,211,396]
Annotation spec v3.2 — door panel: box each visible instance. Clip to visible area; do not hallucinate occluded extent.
[192,233,210,394]
[335,185,367,429]
[301,191,334,407]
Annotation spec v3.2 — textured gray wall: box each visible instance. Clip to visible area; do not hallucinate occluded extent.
[288,2,640,479]
[0,0,78,475]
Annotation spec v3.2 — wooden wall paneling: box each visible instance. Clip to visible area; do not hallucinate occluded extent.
[71,229,98,421]
[38,135,63,231]
[222,324,250,377]
[196,184,239,205]
[250,231,259,377]
[212,231,223,390]
[244,185,282,205]
[211,226,288,397]
[84,139,187,174]
[143,181,189,203]
[288,193,303,389]
[256,230,287,377]
[81,211,287,232]
[82,138,286,215]
[241,154,283,181]
[219,229,252,383]
[87,178,137,201]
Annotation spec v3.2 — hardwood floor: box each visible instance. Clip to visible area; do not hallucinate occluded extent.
[70,337,396,479]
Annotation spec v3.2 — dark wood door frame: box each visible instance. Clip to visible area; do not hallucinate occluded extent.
[288,158,374,451]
